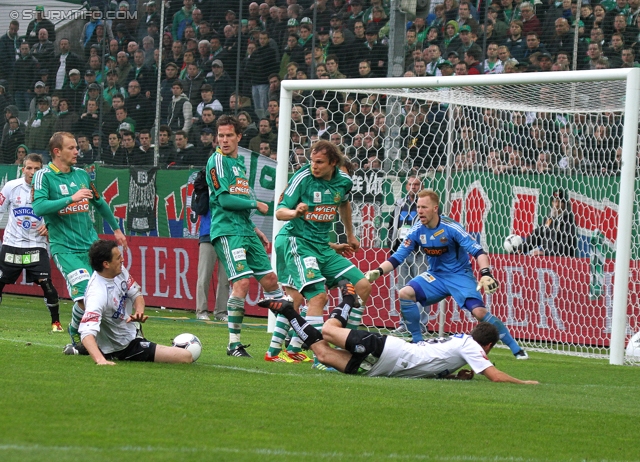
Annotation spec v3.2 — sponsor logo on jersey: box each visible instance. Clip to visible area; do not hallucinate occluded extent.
[59,185,69,195]
[403,238,413,247]
[422,246,448,256]
[229,178,250,195]
[313,191,322,203]
[231,248,246,261]
[232,166,240,176]
[70,182,77,187]
[433,229,444,238]
[13,207,40,219]
[420,234,427,244]
[304,205,337,222]
[141,341,150,348]
[440,236,448,244]
[68,268,91,286]
[420,272,436,283]
[235,262,245,272]
[126,275,136,290]
[81,311,100,324]
[0,193,5,206]
[210,167,220,190]
[59,199,90,215]
[306,269,315,279]
[303,256,319,270]
[333,192,341,203]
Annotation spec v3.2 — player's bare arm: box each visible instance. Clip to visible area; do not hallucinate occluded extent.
[256,201,269,215]
[275,202,308,221]
[254,227,269,248]
[71,188,93,202]
[330,243,354,257]
[481,365,538,384]
[127,296,148,323]
[82,334,116,366]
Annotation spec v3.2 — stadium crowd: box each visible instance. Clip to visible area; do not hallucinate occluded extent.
[0,0,634,175]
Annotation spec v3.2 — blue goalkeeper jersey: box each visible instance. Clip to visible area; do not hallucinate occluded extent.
[389,215,484,274]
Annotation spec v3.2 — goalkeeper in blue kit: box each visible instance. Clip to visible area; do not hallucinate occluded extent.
[366,189,528,359]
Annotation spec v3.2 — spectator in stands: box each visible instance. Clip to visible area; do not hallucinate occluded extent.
[483,42,504,74]
[119,130,138,165]
[168,81,193,133]
[157,125,175,167]
[74,98,100,138]
[437,59,455,76]
[127,50,155,96]
[172,0,195,41]
[549,18,585,61]
[28,82,50,120]
[196,84,222,118]
[519,2,541,38]
[13,144,28,166]
[457,2,479,34]
[537,53,553,71]
[358,59,374,79]
[249,118,276,153]
[505,20,524,61]
[125,81,153,131]
[444,0,459,23]
[173,130,197,166]
[605,34,625,67]
[363,24,388,77]
[196,128,215,162]
[13,41,38,112]
[32,29,55,78]
[0,117,24,164]
[25,6,55,47]
[182,62,205,107]
[0,20,20,84]
[115,52,132,89]
[25,97,56,158]
[442,20,462,56]
[54,38,84,92]
[76,134,99,166]
[250,31,280,119]
[621,47,640,67]
[160,62,179,123]
[236,111,257,149]
[53,98,78,133]
[103,132,126,165]
[115,106,136,134]
[136,130,154,162]
[205,60,233,114]
[191,106,217,145]
[464,49,483,74]
[515,190,576,257]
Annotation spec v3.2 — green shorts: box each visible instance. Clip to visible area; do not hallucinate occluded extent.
[213,234,274,282]
[275,234,364,297]
[53,252,93,301]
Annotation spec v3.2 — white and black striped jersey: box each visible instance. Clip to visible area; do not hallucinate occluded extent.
[0,178,48,249]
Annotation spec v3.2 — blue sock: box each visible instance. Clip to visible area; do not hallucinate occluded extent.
[400,299,423,343]
[481,312,520,354]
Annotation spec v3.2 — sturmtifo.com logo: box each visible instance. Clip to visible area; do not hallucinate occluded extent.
[10,9,138,21]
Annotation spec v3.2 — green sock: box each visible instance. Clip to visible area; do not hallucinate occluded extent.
[346,306,364,330]
[267,314,290,356]
[227,296,245,348]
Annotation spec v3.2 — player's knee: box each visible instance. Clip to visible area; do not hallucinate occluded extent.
[398,286,416,301]
[259,272,279,291]
[38,279,59,305]
[231,277,251,296]
[286,289,305,309]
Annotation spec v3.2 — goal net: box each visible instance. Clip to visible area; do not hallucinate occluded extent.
[274,70,640,364]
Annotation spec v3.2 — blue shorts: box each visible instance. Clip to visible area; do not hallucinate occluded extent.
[406,268,483,311]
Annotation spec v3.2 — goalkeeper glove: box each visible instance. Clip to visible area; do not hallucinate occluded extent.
[365,267,383,282]
[476,268,498,294]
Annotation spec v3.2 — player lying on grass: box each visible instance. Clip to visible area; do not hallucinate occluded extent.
[67,239,193,365]
[365,189,528,359]
[258,282,538,383]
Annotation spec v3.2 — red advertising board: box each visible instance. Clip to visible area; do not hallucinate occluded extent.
[4,235,638,347]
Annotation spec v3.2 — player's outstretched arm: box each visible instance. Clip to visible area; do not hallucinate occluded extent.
[365,261,395,282]
[481,366,538,384]
[82,335,116,366]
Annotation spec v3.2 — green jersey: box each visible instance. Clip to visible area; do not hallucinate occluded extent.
[206,147,257,240]
[277,165,353,244]
[32,162,119,255]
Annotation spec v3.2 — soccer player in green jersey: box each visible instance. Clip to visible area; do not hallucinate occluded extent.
[206,115,284,357]
[32,132,127,348]
[265,140,372,368]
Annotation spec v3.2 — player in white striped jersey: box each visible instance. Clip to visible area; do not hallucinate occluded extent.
[259,296,538,384]
[0,154,62,332]
[76,240,193,365]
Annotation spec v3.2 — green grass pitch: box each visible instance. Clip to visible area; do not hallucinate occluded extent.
[1,294,639,462]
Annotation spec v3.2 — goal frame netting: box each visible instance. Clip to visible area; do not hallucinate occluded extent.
[272,69,640,366]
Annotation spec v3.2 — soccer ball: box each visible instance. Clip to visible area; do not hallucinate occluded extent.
[172,333,202,362]
[504,234,523,253]
[625,331,640,357]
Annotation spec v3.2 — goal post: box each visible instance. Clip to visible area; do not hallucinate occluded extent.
[274,69,640,365]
